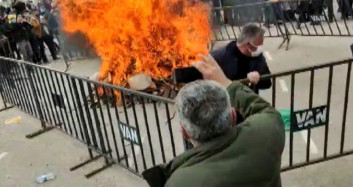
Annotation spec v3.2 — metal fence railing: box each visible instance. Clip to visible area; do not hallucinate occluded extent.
[211,0,353,50]
[0,56,182,177]
[258,58,353,171]
[0,54,352,177]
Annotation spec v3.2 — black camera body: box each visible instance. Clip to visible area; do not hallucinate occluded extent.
[173,67,203,84]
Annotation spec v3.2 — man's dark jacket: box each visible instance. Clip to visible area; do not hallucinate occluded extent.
[142,82,285,187]
[211,41,272,94]
[12,20,32,43]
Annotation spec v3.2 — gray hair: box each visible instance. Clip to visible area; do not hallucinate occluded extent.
[237,23,265,45]
[175,80,231,143]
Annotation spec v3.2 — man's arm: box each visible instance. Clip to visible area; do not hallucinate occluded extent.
[227,81,285,153]
[227,81,278,120]
[256,55,272,89]
[192,54,281,125]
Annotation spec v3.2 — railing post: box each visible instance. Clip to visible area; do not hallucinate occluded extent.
[24,64,55,138]
[24,64,54,138]
[0,82,14,112]
[0,83,7,108]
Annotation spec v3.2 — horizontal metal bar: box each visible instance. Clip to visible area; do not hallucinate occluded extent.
[246,59,353,84]
[212,0,309,10]
[298,35,353,37]
[0,56,174,104]
[3,57,352,106]
[281,150,353,172]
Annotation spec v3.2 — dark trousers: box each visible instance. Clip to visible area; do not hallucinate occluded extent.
[38,35,57,62]
[29,36,41,63]
[324,0,334,22]
[340,0,353,18]
[10,39,21,59]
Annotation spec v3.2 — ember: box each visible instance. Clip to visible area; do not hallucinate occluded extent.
[57,0,211,87]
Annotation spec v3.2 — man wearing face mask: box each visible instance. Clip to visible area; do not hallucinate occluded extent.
[211,23,272,94]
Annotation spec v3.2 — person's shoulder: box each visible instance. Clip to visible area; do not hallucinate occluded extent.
[165,167,201,187]
[212,40,236,52]
[211,41,236,60]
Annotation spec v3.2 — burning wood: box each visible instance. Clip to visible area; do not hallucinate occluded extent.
[57,0,211,88]
[89,72,179,109]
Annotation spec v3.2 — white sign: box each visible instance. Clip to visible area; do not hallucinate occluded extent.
[119,122,140,145]
[292,105,328,132]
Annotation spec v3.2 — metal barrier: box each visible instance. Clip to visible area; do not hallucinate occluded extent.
[0,55,353,177]
[258,57,353,171]
[0,56,181,177]
[211,0,353,50]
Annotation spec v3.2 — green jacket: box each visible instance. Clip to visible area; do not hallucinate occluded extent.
[142,82,285,187]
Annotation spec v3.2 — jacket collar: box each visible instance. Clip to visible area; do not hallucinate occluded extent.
[170,127,238,172]
[142,127,238,187]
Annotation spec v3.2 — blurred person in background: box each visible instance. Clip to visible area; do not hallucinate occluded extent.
[0,24,12,57]
[0,9,22,58]
[23,10,41,63]
[38,13,59,62]
[26,0,37,11]
[11,0,33,62]
[222,0,263,25]
[143,54,285,187]
[296,0,325,28]
[339,0,353,19]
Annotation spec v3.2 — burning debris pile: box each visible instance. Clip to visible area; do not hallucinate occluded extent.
[58,0,211,89]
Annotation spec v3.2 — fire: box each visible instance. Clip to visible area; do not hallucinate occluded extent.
[57,0,211,86]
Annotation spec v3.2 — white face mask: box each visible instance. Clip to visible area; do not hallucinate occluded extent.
[251,45,263,57]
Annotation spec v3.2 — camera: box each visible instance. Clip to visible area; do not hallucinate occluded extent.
[173,67,203,84]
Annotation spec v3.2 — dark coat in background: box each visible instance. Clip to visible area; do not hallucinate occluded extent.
[211,41,272,94]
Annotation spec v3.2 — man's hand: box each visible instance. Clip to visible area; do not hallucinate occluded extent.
[247,71,260,85]
[192,54,232,87]
[17,17,25,23]
[17,17,28,23]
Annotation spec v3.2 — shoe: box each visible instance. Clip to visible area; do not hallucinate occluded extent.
[53,57,60,61]
[310,21,320,25]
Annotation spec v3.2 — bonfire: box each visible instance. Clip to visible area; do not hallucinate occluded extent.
[58,0,211,89]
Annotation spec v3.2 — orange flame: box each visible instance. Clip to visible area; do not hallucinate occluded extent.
[57,0,211,86]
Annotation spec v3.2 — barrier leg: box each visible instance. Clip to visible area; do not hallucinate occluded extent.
[70,149,101,171]
[24,65,54,138]
[0,86,14,112]
[70,146,114,178]
[278,33,291,51]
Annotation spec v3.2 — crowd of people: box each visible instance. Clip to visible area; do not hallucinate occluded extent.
[211,0,353,27]
[0,0,60,64]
